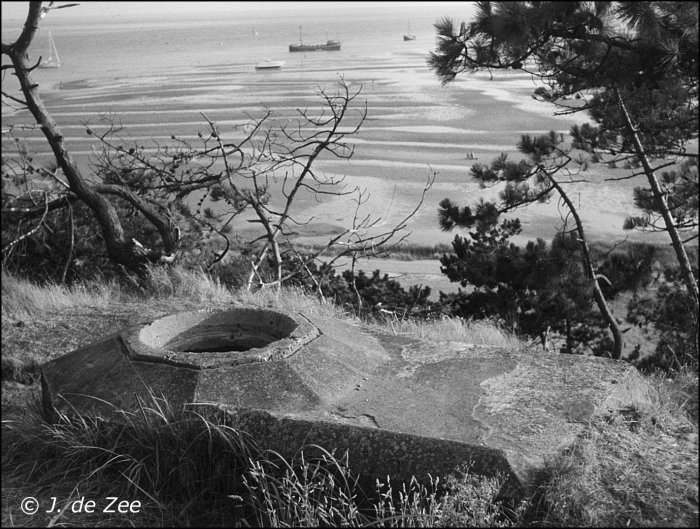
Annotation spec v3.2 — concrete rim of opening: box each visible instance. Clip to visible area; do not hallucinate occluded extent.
[120,307,319,369]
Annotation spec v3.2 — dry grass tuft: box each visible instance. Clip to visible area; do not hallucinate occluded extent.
[387,316,520,348]
[1,273,118,320]
[533,369,699,527]
[138,265,236,303]
[237,284,355,321]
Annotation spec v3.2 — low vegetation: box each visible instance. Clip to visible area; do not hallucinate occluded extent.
[2,269,697,527]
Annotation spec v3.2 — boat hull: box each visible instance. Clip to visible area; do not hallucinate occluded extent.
[289,40,341,52]
[289,44,317,52]
[255,59,284,70]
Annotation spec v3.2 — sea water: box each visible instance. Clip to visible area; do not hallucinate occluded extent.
[4,4,474,82]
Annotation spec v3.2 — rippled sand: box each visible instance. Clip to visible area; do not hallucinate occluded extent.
[3,45,673,272]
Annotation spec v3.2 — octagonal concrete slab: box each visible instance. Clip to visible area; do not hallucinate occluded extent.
[40,307,653,494]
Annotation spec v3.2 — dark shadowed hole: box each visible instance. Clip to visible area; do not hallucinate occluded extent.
[177,333,280,353]
[161,312,297,353]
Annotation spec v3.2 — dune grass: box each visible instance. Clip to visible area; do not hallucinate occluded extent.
[0,266,357,321]
[2,266,236,321]
[384,315,521,349]
[1,268,698,527]
[1,272,118,319]
[529,367,698,527]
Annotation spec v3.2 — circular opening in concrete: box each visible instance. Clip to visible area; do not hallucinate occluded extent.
[127,307,318,368]
[160,309,297,353]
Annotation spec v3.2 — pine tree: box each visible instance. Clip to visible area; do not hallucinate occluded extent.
[429,0,698,321]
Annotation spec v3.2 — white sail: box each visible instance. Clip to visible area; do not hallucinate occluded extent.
[39,30,60,68]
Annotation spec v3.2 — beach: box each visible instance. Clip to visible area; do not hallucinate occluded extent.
[1,4,677,291]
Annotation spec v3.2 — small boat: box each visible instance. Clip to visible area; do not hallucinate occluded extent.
[255,59,284,71]
[39,29,60,68]
[289,26,340,52]
[403,22,416,41]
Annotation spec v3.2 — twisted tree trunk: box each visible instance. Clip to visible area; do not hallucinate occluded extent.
[2,2,179,273]
[548,173,624,359]
[615,89,699,316]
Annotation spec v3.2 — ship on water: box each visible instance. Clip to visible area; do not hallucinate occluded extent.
[289,26,340,52]
[255,58,284,70]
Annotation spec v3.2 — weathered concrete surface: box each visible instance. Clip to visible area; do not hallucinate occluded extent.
[40,307,653,494]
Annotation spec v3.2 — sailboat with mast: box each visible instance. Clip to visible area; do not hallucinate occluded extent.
[39,30,60,68]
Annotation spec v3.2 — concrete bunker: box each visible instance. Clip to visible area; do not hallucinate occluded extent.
[41,307,651,494]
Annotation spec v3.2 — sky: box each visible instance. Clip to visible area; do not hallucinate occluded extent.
[1,1,473,22]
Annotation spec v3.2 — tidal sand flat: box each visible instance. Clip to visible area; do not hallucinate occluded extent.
[2,6,672,289]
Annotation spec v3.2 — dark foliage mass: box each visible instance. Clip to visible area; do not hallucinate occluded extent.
[627,258,699,373]
[439,221,608,356]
